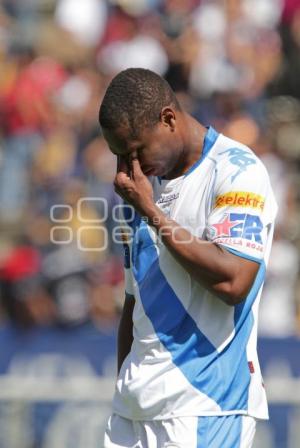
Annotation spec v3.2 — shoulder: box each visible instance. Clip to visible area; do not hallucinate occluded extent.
[208,133,277,221]
[211,134,270,192]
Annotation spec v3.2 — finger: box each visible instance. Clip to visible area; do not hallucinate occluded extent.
[113,180,125,198]
[114,172,132,189]
[131,157,144,179]
[114,175,136,203]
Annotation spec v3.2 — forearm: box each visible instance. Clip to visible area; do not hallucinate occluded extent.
[143,204,257,304]
[117,295,134,374]
[111,157,258,306]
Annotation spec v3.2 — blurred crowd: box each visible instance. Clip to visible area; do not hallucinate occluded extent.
[0,0,299,335]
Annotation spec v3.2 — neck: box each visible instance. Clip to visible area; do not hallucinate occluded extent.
[164,114,207,180]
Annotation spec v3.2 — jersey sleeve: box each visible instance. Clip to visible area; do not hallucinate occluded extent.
[205,151,278,262]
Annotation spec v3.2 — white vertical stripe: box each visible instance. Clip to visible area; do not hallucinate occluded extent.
[240,416,256,447]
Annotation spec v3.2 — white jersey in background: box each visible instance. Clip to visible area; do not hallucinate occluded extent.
[115,126,277,421]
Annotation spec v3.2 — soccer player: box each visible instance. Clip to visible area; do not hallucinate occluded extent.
[99,68,277,448]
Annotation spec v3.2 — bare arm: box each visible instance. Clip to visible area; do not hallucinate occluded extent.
[114,158,259,306]
[142,206,259,305]
[117,293,135,374]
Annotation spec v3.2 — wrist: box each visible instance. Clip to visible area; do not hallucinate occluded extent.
[139,203,163,226]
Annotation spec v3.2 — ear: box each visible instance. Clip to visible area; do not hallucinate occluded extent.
[160,107,176,131]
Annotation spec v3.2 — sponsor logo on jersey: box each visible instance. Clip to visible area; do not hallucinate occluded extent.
[213,237,263,252]
[157,193,179,204]
[211,213,263,244]
[214,191,265,210]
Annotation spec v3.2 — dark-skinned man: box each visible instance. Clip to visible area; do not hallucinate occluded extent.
[99,68,277,448]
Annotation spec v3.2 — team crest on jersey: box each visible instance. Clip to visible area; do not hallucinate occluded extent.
[210,213,263,244]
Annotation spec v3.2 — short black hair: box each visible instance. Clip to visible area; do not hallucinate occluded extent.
[99,68,181,137]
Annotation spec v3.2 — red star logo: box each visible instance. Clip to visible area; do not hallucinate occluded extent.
[211,215,238,237]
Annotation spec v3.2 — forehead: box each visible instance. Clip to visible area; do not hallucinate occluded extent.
[102,125,152,156]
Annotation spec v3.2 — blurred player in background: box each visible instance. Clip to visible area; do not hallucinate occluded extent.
[99,68,277,448]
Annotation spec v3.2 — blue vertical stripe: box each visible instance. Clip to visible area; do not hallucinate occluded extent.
[197,415,242,447]
[122,195,265,411]
[133,223,221,402]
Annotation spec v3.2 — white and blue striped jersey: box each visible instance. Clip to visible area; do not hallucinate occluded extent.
[114,127,277,421]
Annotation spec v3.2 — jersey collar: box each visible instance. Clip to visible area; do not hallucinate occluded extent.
[184,126,219,177]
